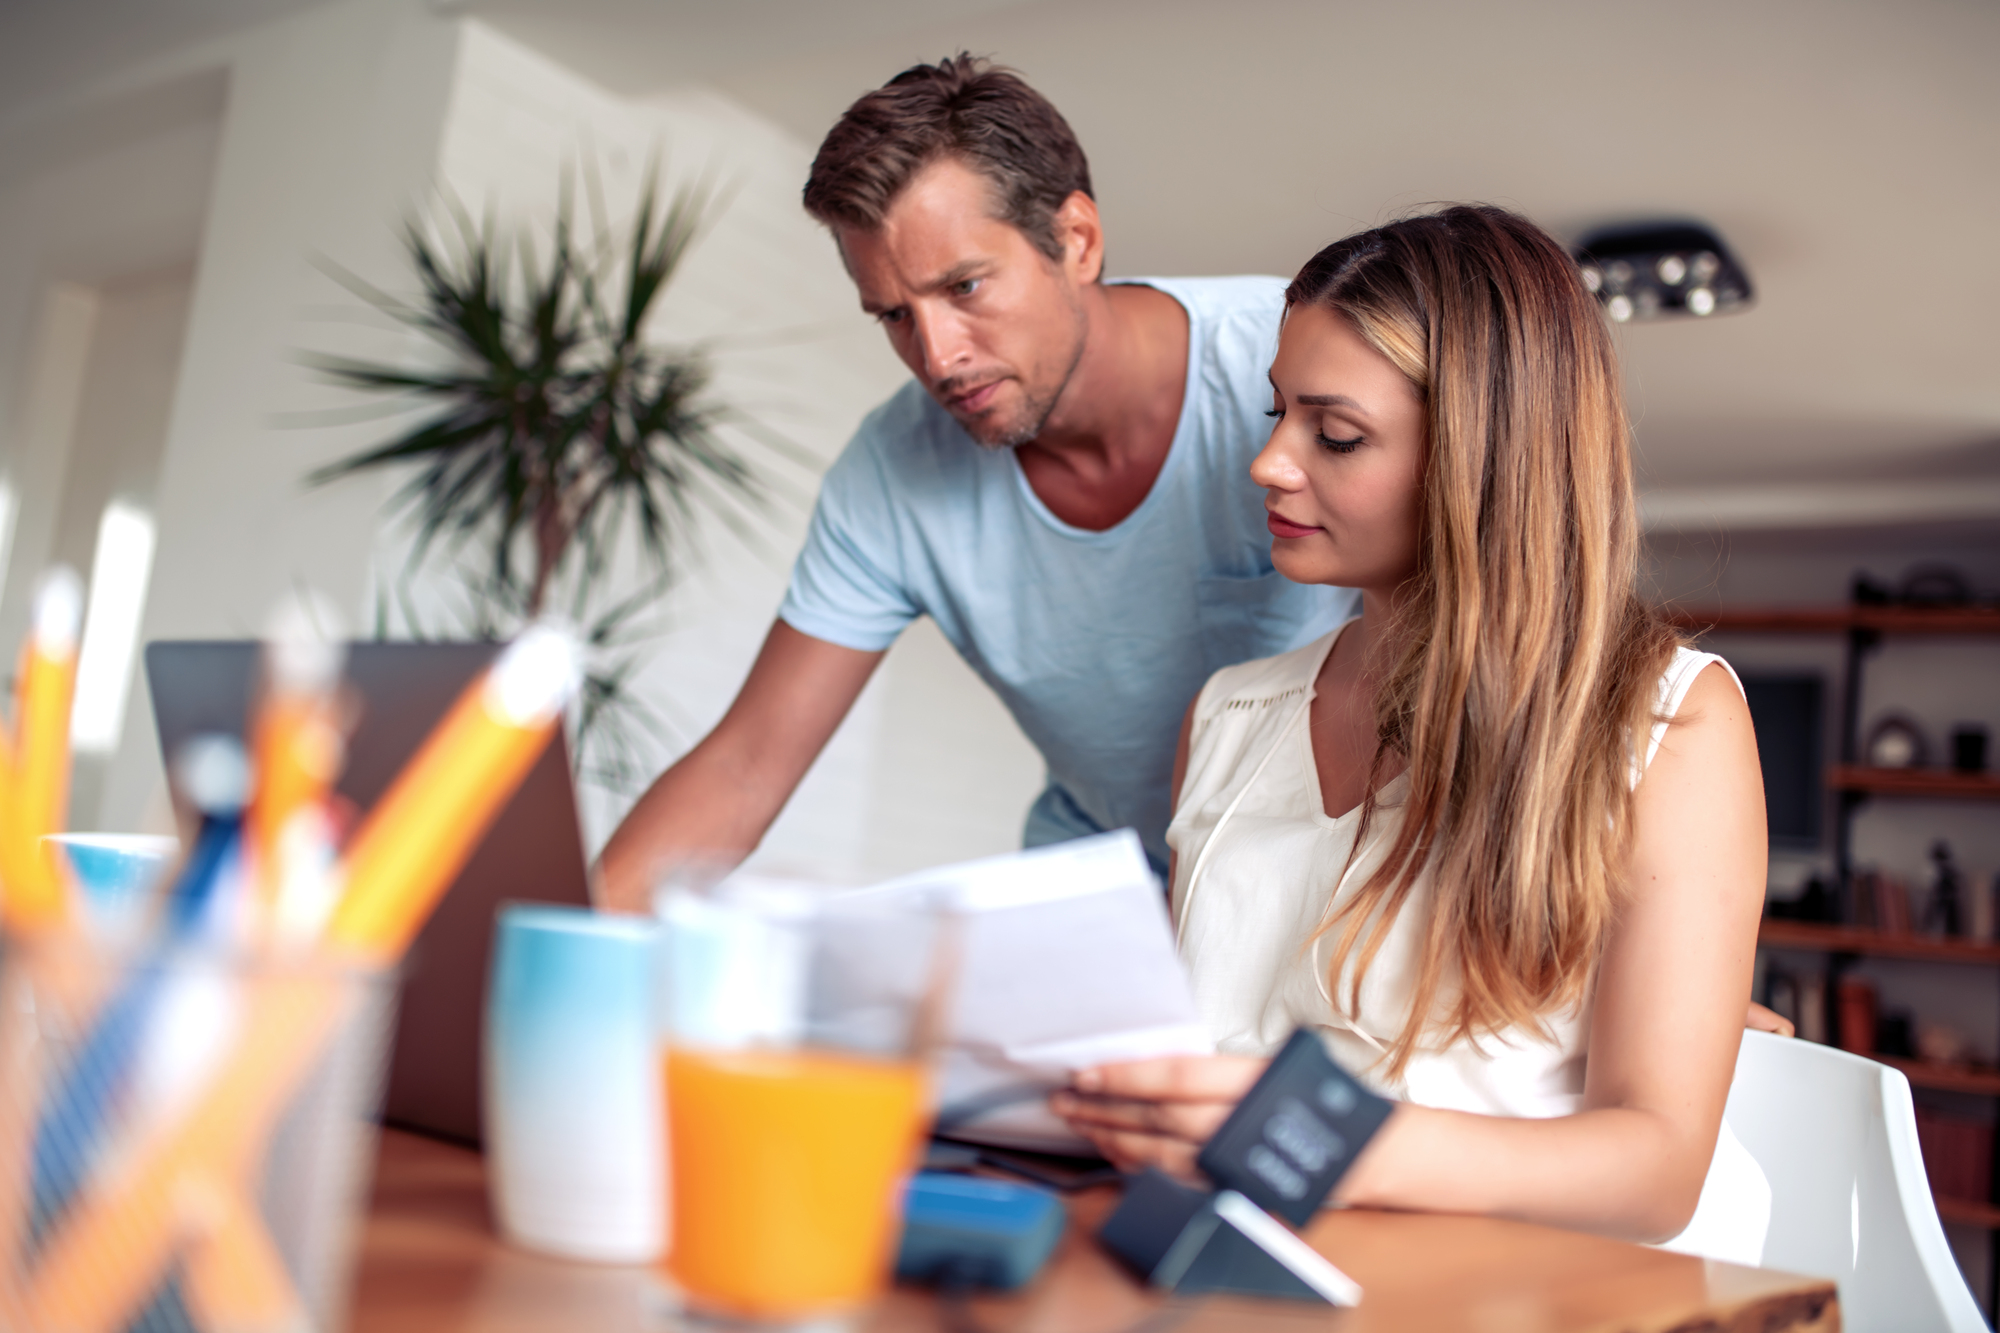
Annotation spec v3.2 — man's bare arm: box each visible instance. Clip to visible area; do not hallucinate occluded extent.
[593,621,886,912]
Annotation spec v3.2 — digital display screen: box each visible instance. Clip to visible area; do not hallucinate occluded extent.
[1196,1028,1392,1227]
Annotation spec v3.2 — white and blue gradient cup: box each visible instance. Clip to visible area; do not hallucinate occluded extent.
[484,903,664,1262]
[42,833,180,943]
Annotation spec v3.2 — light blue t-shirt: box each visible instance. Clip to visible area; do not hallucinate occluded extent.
[778,276,1357,872]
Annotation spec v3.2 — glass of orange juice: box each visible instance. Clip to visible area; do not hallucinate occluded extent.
[652,870,954,1330]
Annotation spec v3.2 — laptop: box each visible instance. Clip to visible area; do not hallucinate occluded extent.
[145,640,596,1145]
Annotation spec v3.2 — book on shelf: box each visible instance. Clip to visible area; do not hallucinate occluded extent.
[1915,1109,1993,1207]
[1850,868,1915,935]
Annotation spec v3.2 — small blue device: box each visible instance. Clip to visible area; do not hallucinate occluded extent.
[896,1171,1066,1291]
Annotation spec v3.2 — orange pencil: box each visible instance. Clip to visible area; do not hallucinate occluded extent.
[182,1175,308,1333]
[246,606,347,931]
[0,570,82,935]
[325,627,578,961]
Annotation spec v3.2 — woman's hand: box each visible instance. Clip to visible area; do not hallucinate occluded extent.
[1050,1054,1268,1177]
[1746,1001,1794,1038]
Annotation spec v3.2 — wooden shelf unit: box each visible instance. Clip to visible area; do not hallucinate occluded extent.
[1759,920,2000,967]
[1699,603,2000,1256]
[1828,765,2000,801]
[1668,606,2000,635]
[1937,1198,2000,1230]
[1879,1057,2000,1099]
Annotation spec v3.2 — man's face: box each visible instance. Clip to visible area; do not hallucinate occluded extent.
[837,157,1092,449]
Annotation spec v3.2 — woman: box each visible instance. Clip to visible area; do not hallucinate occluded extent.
[1052,206,1770,1259]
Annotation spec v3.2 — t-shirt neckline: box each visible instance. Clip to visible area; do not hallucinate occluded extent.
[1004,278,1199,544]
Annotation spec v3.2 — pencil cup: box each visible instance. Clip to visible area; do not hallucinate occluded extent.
[0,936,396,1333]
[484,903,664,1262]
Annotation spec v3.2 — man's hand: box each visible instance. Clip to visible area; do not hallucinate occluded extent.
[1746,1001,1794,1038]
[1049,1054,1267,1178]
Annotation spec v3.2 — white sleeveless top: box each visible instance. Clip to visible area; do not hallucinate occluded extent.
[1166,621,1770,1264]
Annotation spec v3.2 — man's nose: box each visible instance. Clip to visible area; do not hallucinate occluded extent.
[909,307,970,383]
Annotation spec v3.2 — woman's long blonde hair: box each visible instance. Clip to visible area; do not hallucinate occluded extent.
[1293,206,1682,1075]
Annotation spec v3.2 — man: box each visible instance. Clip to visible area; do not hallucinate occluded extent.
[596,54,1347,908]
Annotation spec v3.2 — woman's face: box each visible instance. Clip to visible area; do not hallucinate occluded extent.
[1251,303,1427,593]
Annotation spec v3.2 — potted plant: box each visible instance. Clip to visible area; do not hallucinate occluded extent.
[307,170,804,791]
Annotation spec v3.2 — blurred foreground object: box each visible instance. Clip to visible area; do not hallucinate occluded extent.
[0,571,85,936]
[0,611,578,1333]
[485,904,663,1262]
[653,868,955,1330]
[0,943,395,1333]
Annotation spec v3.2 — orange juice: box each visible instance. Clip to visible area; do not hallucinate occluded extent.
[662,1045,927,1319]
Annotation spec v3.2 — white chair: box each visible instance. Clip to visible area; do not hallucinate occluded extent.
[1723,1029,1988,1332]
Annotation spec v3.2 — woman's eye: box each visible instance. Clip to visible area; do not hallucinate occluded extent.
[953,278,981,297]
[1317,432,1364,454]
[1263,408,1283,419]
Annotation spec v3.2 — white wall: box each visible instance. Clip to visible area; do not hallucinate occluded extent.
[44,267,195,826]
[0,2,1041,878]
[85,0,467,832]
[0,75,221,661]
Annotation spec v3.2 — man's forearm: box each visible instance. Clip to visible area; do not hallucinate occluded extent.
[590,622,887,913]
[593,737,791,912]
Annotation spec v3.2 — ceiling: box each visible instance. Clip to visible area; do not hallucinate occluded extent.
[5,0,1997,505]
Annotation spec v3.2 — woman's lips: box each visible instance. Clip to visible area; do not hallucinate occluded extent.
[1266,511,1321,539]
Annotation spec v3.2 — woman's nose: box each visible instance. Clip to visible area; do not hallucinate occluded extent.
[1249,431,1304,490]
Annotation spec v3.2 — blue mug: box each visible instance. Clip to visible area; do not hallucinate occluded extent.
[42,834,180,943]
[484,903,663,1262]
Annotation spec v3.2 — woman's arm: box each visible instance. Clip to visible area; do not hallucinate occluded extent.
[1057,662,1768,1241]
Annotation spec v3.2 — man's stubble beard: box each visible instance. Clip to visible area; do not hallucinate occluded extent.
[960,295,1091,452]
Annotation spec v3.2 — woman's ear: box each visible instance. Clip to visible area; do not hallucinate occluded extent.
[1054,190,1104,284]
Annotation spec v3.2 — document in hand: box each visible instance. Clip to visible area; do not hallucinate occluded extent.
[858,831,1212,1152]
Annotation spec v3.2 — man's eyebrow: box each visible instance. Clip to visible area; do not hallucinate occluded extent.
[859,261,990,316]
[925,260,988,291]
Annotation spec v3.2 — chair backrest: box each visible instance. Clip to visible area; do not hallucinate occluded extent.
[1723,1030,1987,1332]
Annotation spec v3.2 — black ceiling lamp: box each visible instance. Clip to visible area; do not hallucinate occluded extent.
[1572,221,1753,323]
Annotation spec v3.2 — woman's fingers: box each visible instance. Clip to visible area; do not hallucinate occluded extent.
[1077,1125,1204,1179]
[1073,1054,1267,1100]
[1745,1001,1794,1038]
[1051,1089,1230,1142]
[1055,1055,1267,1170]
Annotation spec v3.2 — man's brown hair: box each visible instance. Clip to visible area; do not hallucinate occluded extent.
[803,54,1093,263]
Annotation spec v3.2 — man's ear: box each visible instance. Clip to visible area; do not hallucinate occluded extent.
[1053,190,1104,284]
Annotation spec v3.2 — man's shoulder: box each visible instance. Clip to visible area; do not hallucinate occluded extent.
[824,380,967,488]
[847,379,956,454]
[1116,274,1288,331]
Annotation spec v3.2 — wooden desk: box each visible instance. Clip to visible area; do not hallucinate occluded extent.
[349,1129,1838,1332]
